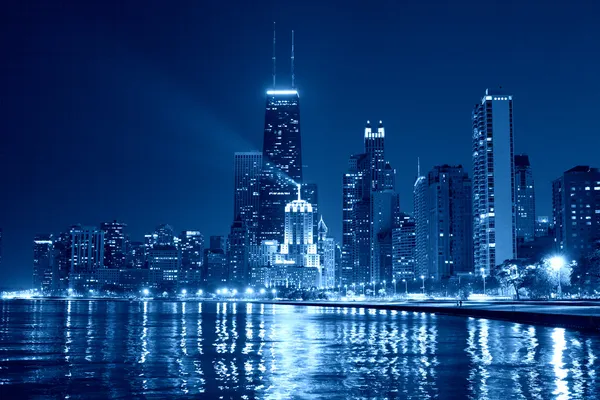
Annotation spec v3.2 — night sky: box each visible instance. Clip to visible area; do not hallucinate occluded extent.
[1,0,599,288]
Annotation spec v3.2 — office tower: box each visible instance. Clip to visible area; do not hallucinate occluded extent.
[414,165,428,278]
[228,218,249,285]
[335,243,342,287]
[515,155,536,244]
[127,241,146,269]
[154,224,175,247]
[535,216,551,238]
[69,226,105,290]
[341,154,368,285]
[259,89,303,243]
[364,121,386,190]
[301,183,319,244]
[148,246,180,288]
[472,89,516,273]
[234,152,262,245]
[424,165,473,280]
[317,216,336,289]
[33,234,54,292]
[204,236,228,287]
[552,166,600,258]
[101,220,127,269]
[52,230,73,291]
[392,213,416,278]
[179,231,204,287]
[371,190,396,283]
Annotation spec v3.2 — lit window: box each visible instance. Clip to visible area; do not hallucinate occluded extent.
[585,187,591,190]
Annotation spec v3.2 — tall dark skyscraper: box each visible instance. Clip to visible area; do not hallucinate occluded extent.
[423,165,473,280]
[178,230,204,287]
[553,166,600,259]
[69,226,104,291]
[472,89,516,273]
[33,234,54,292]
[259,89,303,243]
[414,164,428,278]
[227,217,249,285]
[515,155,536,244]
[101,220,127,269]
[392,213,416,279]
[233,152,262,245]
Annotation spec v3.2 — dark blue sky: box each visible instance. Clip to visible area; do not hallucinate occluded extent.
[1,0,599,287]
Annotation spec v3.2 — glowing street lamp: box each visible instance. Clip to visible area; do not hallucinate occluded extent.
[420,275,425,294]
[196,289,203,296]
[246,288,254,295]
[260,288,266,295]
[402,279,407,294]
[181,289,187,296]
[344,284,348,296]
[480,268,486,295]
[392,279,396,296]
[549,256,566,298]
[142,288,150,297]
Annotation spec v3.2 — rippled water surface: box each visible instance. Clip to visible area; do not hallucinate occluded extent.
[1,300,599,399]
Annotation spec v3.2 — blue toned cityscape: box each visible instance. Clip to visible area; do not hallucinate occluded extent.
[2,1,600,399]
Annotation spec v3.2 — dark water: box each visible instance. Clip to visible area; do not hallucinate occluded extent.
[1,300,599,399]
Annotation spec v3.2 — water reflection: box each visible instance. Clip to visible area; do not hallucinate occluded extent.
[1,300,600,399]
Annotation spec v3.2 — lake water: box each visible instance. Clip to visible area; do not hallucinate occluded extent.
[1,300,599,399]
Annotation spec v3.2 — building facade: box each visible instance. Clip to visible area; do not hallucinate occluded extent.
[233,152,262,245]
[414,170,428,278]
[69,226,105,291]
[552,166,600,259]
[515,155,536,244]
[392,213,416,279]
[33,234,54,292]
[472,89,516,273]
[101,220,127,269]
[259,89,303,244]
[227,218,249,285]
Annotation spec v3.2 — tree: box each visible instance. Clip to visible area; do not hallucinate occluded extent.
[493,260,534,300]
[572,246,600,296]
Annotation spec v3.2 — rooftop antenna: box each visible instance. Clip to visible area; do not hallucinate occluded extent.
[297,184,301,201]
[272,22,276,88]
[291,30,295,88]
[417,157,421,177]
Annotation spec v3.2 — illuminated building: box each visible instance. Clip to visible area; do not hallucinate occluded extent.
[234,151,262,245]
[259,89,303,243]
[204,236,228,287]
[423,165,473,280]
[33,234,54,292]
[472,89,516,274]
[127,241,145,269]
[228,217,249,285]
[535,216,551,238]
[392,213,416,278]
[317,216,336,288]
[515,155,536,244]
[179,230,204,287]
[69,226,105,291]
[413,164,428,278]
[148,246,180,289]
[101,220,127,269]
[552,166,600,258]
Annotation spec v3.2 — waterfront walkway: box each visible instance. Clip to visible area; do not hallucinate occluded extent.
[267,299,600,331]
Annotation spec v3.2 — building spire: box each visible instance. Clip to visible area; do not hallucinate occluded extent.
[291,30,295,88]
[272,22,276,88]
[297,184,301,201]
[417,157,421,177]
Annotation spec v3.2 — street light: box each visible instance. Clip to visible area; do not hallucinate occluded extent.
[142,288,150,296]
[549,256,566,298]
[402,279,407,294]
[344,284,348,296]
[420,275,425,294]
[181,289,187,296]
[196,289,203,296]
[392,279,396,297]
[480,268,486,295]
[382,280,386,297]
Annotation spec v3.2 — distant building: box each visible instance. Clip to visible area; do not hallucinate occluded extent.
[392,213,416,279]
[178,231,204,288]
[69,226,105,291]
[259,89,303,244]
[148,246,180,289]
[33,234,54,292]
[227,218,249,285]
[414,168,428,278]
[423,165,473,280]
[204,236,228,287]
[52,230,74,291]
[515,155,536,244]
[127,241,146,269]
[101,220,127,269]
[552,166,600,259]
[234,151,262,245]
[301,183,319,244]
[317,217,336,289]
[472,89,516,273]
[154,224,176,247]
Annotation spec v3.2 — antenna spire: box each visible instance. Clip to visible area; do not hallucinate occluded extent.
[291,30,295,88]
[297,184,301,201]
[272,22,276,88]
[417,157,421,177]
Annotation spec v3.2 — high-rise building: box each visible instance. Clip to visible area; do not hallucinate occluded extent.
[515,155,536,244]
[301,183,319,244]
[148,246,180,289]
[127,241,146,269]
[154,224,175,247]
[234,152,262,245]
[33,234,54,292]
[392,213,416,279]
[204,236,227,287]
[472,89,516,273]
[552,166,600,259]
[535,216,551,238]
[371,190,396,283]
[179,231,204,287]
[365,121,386,191]
[101,220,127,269]
[414,166,428,278]
[424,165,473,280]
[317,216,336,289]
[228,218,249,285]
[259,89,303,244]
[52,229,74,291]
[69,226,105,291]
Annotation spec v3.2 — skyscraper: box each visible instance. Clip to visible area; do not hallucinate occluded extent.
[204,236,227,287]
[233,152,262,245]
[515,155,536,244]
[552,166,600,259]
[69,226,105,291]
[227,218,249,285]
[414,164,428,278]
[424,165,473,280]
[33,234,54,292]
[472,89,516,273]
[280,186,319,269]
[179,231,204,287]
[101,220,127,269]
[392,213,416,279]
[317,217,336,289]
[259,89,303,243]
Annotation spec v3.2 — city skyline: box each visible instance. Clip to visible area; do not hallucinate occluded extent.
[2,1,600,287]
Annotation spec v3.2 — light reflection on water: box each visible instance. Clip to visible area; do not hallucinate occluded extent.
[0,301,599,399]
